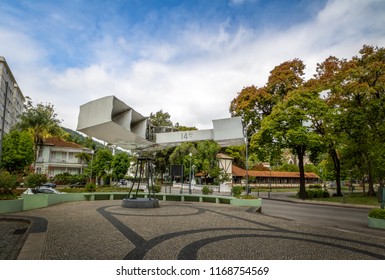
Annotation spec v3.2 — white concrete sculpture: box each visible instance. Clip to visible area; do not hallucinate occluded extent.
[77,95,245,208]
[77,95,244,150]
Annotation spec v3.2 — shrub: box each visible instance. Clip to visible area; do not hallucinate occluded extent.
[231,185,243,198]
[54,173,87,185]
[85,183,96,192]
[152,185,161,193]
[308,184,322,189]
[24,173,47,188]
[0,171,18,191]
[241,194,258,199]
[299,189,330,199]
[0,171,18,200]
[202,186,213,195]
[368,208,385,220]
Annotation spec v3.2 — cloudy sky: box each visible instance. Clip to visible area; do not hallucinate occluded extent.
[1,0,385,132]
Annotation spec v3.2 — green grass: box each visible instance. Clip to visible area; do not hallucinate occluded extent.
[251,185,379,206]
[312,193,379,206]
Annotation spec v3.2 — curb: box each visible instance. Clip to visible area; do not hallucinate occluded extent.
[264,196,375,210]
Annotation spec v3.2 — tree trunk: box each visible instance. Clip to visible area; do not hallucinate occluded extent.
[329,147,342,196]
[367,172,376,196]
[297,146,307,200]
[366,158,376,196]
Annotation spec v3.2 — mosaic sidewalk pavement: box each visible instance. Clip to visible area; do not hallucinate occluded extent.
[1,200,385,260]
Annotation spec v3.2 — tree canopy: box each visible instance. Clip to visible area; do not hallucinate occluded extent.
[230,45,385,197]
[0,130,34,174]
[15,100,64,166]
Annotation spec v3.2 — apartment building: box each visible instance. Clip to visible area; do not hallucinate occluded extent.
[35,137,93,177]
[0,56,25,134]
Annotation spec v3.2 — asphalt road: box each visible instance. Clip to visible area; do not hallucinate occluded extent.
[261,198,385,238]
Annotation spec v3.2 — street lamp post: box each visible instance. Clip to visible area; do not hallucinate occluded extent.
[268,166,272,199]
[244,122,250,195]
[89,150,94,183]
[188,152,192,194]
[192,164,195,187]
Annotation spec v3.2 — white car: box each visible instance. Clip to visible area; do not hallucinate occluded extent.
[23,187,63,194]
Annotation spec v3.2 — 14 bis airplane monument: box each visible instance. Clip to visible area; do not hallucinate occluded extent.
[77,95,244,208]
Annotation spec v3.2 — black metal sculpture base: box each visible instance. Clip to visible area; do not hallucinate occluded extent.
[122,156,159,209]
[121,198,160,208]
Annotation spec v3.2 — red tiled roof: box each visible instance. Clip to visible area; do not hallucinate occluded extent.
[232,165,319,179]
[43,137,83,149]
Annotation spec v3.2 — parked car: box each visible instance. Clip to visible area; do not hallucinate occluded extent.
[69,182,86,188]
[41,182,57,188]
[119,179,127,186]
[32,186,62,194]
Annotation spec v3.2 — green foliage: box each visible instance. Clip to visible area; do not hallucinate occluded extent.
[61,127,104,150]
[302,189,330,199]
[241,194,258,199]
[0,130,34,173]
[15,100,64,164]
[231,185,243,198]
[53,173,87,185]
[92,148,113,179]
[152,147,174,182]
[111,152,130,181]
[202,186,213,195]
[224,146,245,169]
[195,141,221,183]
[149,110,173,127]
[277,163,299,172]
[25,173,47,188]
[232,45,385,199]
[368,208,385,220]
[308,184,322,189]
[0,172,19,197]
[85,183,96,192]
[152,185,162,193]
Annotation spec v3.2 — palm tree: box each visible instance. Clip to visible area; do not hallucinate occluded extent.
[75,152,92,174]
[16,100,63,168]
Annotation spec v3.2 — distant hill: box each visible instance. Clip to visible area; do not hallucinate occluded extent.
[62,127,105,150]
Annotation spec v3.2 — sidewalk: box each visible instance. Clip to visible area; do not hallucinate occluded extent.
[1,191,383,260]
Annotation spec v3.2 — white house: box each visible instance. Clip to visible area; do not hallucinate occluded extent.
[35,137,93,177]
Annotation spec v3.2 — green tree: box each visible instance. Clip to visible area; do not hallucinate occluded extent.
[92,149,113,185]
[195,141,221,185]
[169,142,197,178]
[0,130,34,174]
[15,100,63,167]
[0,171,19,196]
[24,173,47,188]
[149,110,173,127]
[75,151,92,174]
[152,147,174,183]
[230,59,306,135]
[223,146,246,169]
[230,59,307,183]
[253,88,323,199]
[325,45,385,196]
[146,109,177,182]
[311,55,350,196]
[111,152,130,181]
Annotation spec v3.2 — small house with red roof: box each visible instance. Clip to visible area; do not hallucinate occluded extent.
[232,165,319,187]
[35,137,93,177]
